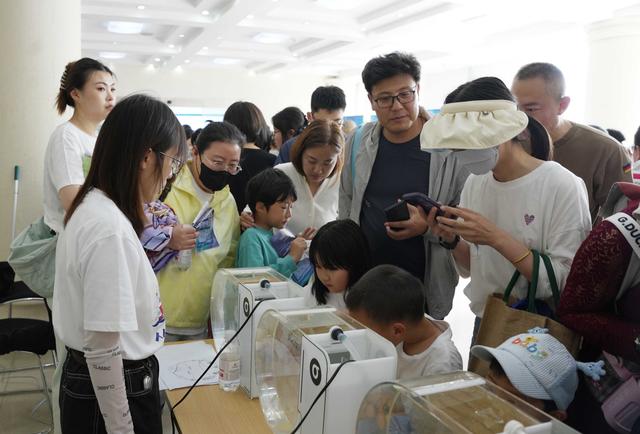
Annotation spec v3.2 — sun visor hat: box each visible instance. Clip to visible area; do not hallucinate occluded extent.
[420,99,529,151]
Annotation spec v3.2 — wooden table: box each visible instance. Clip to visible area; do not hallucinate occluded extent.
[164,340,272,434]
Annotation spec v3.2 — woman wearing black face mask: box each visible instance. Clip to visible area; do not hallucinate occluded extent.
[156,121,244,341]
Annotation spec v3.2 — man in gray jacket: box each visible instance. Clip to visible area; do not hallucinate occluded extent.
[339,52,470,320]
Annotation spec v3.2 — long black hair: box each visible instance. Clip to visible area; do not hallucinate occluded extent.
[309,220,372,305]
[65,94,187,234]
[447,76,551,161]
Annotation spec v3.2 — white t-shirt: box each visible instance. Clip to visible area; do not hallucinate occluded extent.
[303,282,347,311]
[53,189,165,360]
[396,315,462,379]
[275,162,339,235]
[43,121,96,233]
[190,171,214,205]
[459,161,591,317]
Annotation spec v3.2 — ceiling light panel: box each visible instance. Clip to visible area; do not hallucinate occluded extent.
[212,57,241,65]
[99,51,127,59]
[313,0,367,10]
[252,32,290,44]
[106,21,144,34]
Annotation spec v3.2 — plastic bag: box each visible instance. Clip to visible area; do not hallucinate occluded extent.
[8,217,57,298]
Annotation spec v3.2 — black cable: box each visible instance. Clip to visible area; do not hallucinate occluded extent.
[289,359,356,434]
[170,298,267,434]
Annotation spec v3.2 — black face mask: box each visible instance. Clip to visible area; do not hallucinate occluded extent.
[199,162,230,192]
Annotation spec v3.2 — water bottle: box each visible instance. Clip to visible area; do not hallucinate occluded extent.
[177,249,192,270]
[219,330,241,392]
[176,223,194,270]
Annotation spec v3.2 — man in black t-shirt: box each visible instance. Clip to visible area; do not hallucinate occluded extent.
[340,52,467,319]
[355,53,430,280]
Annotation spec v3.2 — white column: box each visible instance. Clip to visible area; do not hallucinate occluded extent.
[0,0,81,256]
[585,15,640,143]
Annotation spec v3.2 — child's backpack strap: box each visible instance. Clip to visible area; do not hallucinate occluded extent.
[605,213,640,258]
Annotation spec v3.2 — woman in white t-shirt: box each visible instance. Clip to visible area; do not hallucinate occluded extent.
[44,57,116,234]
[423,77,591,341]
[274,119,344,236]
[44,57,116,434]
[53,94,187,434]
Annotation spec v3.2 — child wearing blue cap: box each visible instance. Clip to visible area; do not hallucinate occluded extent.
[471,328,605,421]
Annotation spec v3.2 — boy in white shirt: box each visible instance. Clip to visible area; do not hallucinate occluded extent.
[346,264,462,379]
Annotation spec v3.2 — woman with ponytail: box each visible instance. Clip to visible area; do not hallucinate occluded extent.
[44,58,115,234]
[271,106,307,155]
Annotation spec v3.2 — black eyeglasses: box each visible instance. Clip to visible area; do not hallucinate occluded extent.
[158,151,184,176]
[373,87,417,108]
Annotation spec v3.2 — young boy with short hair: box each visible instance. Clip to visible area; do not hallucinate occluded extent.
[236,168,307,277]
[345,264,462,379]
[471,328,605,421]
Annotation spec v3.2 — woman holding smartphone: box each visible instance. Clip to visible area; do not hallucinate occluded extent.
[53,94,186,433]
[424,77,591,342]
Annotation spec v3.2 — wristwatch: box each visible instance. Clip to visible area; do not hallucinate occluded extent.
[439,235,460,250]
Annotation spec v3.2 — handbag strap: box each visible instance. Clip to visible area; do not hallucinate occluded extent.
[502,250,541,314]
[527,250,540,313]
[502,250,561,312]
[540,252,561,306]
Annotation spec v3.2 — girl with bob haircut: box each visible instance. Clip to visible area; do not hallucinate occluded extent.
[274,119,344,236]
[54,94,187,434]
[423,77,591,343]
[308,219,372,309]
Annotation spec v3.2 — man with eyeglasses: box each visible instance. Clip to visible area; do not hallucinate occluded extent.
[340,52,468,320]
[274,85,346,165]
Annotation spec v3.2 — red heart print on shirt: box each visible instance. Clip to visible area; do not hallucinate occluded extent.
[525,214,535,225]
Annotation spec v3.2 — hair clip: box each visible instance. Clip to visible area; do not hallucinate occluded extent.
[60,68,69,90]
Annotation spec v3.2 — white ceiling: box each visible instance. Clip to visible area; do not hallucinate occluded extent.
[82,0,640,78]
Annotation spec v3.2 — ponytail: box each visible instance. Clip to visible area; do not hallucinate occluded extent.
[272,106,306,141]
[514,115,552,161]
[294,117,309,136]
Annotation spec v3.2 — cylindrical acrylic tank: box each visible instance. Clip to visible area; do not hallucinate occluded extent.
[255,307,365,433]
[210,267,293,339]
[355,372,580,434]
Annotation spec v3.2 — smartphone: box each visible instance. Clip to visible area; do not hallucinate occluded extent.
[401,192,444,217]
[384,200,410,223]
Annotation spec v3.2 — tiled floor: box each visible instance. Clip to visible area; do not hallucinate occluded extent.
[1,278,475,434]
